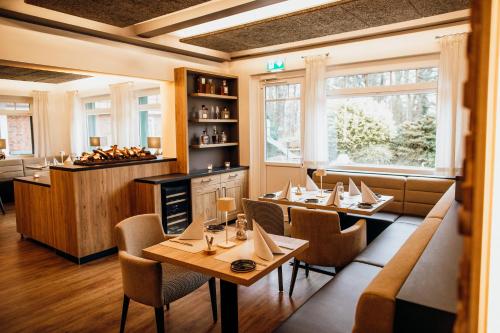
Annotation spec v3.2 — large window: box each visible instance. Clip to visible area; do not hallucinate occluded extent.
[264,82,302,163]
[326,67,438,170]
[137,91,162,148]
[84,97,112,149]
[0,98,34,156]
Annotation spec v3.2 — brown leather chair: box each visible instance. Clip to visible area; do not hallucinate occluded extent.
[114,214,217,333]
[289,207,367,296]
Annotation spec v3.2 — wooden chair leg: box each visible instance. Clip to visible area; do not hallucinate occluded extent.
[289,259,300,297]
[0,195,5,215]
[278,265,283,292]
[154,307,165,333]
[305,263,310,278]
[208,277,218,322]
[120,295,130,333]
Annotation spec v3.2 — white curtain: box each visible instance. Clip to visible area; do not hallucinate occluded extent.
[67,91,86,154]
[32,91,51,157]
[435,33,469,176]
[110,82,138,147]
[303,54,329,168]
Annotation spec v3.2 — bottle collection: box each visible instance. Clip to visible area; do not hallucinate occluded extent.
[196,76,229,96]
[197,105,231,120]
[200,126,228,145]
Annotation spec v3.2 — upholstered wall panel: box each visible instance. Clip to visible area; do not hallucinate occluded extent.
[403,177,454,216]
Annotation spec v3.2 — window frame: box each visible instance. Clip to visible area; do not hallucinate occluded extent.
[136,88,162,148]
[82,95,112,150]
[324,57,440,174]
[261,76,305,166]
[0,95,34,157]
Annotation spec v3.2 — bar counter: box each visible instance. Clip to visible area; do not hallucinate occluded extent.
[14,157,177,263]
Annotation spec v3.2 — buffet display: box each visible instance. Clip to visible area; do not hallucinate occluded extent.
[73,145,156,165]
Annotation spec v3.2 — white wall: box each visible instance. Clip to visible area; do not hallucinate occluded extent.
[229,23,470,197]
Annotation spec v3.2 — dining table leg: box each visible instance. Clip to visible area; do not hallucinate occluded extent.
[220,279,238,333]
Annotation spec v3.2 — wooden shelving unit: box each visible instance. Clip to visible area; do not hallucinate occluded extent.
[190,143,239,149]
[189,93,238,100]
[175,67,240,173]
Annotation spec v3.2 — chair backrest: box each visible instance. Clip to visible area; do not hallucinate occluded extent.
[290,208,342,266]
[242,198,285,236]
[115,214,165,257]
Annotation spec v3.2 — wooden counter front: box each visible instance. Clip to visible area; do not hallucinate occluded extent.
[14,158,177,262]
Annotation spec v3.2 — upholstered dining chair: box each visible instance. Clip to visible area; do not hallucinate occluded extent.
[114,214,217,333]
[288,207,367,296]
[242,198,289,292]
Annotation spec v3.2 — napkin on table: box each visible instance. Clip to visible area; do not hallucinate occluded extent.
[253,221,284,261]
[305,175,319,191]
[348,178,361,196]
[277,180,293,200]
[179,214,205,240]
[360,182,378,204]
[326,185,341,206]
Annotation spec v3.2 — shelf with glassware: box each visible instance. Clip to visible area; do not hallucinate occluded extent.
[175,67,240,173]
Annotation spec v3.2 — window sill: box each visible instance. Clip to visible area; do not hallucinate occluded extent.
[265,161,303,168]
[327,164,454,179]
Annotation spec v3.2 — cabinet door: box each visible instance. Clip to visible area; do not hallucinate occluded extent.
[191,183,220,225]
[221,179,244,221]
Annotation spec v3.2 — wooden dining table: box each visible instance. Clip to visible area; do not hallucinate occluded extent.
[258,187,394,217]
[142,229,309,333]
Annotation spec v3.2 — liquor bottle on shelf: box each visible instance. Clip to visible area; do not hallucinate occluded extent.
[220,130,228,143]
[215,106,221,119]
[200,129,210,145]
[210,79,215,94]
[220,80,229,95]
[205,79,211,94]
[212,126,219,144]
[222,106,230,119]
[200,105,209,119]
[196,76,206,93]
[210,105,215,119]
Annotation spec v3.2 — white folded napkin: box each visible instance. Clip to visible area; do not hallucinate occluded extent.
[326,185,341,206]
[361,182,378,204]
[277,180,293,200]
[64,156,73,165]
[305,175,319,191]
[179,214,205,240]
[253,221,284,261]
[349,178,361,196]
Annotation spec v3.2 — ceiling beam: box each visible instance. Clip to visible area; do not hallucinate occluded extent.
[0,8,230,62]
[134,0,285,38]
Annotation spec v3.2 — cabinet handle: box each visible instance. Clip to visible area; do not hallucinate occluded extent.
[201,178,212,183]
[229,174,237,178]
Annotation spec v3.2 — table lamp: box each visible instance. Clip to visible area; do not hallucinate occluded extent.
[217,197,236,248]
[147,136,161,155]
[89,137,101,149]
[315,169,327,198]
[0,138,6,160]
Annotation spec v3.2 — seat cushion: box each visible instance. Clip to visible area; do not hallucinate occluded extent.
[354,222,418,267]
[349,212,400,223]
[274,262,382,333]
[161,263,210,304]
[395,215,425,225]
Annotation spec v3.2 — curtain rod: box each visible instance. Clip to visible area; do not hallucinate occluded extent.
[301,52,330,59]
[435,32,469,39]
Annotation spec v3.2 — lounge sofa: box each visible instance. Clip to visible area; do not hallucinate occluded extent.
[0,157,56,180]
[275,179,456,333]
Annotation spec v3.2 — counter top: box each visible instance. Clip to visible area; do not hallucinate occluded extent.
[135,166,249,184]
[50,157,176,172]
[14,175,51,187]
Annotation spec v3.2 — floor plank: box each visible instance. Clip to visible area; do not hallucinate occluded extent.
[0,204,332,332]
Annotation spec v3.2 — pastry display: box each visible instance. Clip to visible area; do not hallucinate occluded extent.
[74,145,156,165]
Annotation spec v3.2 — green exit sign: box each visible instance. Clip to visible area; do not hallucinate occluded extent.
[267,59,285,72]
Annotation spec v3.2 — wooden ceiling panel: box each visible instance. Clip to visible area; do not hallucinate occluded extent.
[181,0,470,52]
[0,65,90,83]
[24,0,211,27]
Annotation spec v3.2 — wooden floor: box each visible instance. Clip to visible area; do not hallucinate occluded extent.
[0,204,332,333]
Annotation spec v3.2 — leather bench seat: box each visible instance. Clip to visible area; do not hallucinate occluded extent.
[354,222,418,267]
[395,215,425,225]
[348,211,400,223]
[274,262,381,333]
